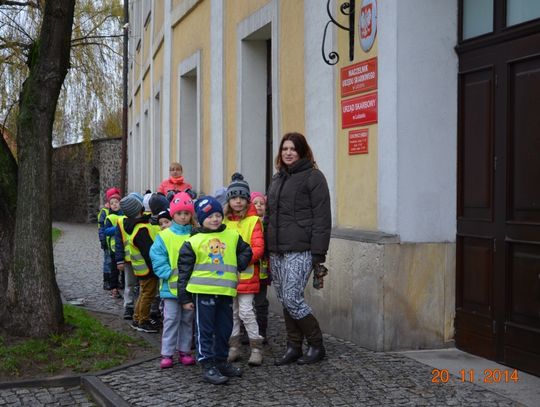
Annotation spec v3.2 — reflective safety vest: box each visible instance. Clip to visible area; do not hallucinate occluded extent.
[98,207,109,228]
[130,223,160,277]
[224,215,259,280]
[116,216,131,262]
[159,228,189,297]
[105,213,121,252]
[186,229,240,297]
[260,258,269,280]
[259,220,269,280]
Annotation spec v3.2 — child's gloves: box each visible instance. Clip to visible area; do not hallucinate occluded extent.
[185,188,197,200]
[312,263,328,289]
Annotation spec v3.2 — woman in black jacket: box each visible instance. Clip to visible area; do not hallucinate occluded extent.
[266,132,331,365]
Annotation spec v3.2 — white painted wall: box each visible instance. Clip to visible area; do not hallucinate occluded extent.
[210,0,225,192]
[178,51,202,192]
[238,38,268,194]
[237,0,280,194]
[304,0,337,225]
[378,0,458,242]
[162,0,173,180]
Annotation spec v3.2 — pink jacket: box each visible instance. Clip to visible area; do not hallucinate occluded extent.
[157,176,193,195]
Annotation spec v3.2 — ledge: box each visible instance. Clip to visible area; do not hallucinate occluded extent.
[331,228,400,244]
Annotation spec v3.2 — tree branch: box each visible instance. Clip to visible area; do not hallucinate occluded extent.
[71,33,123,43]
[0,0,39,8]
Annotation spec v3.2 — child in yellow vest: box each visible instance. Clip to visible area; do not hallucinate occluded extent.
[103,190,123,299]
[223,174,265,366]
[150,192,197,369]
[120,194,160,333]
[177,196,252,385]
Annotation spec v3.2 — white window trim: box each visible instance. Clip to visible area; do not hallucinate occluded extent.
[177,50,202,193]
[236,0,280,174]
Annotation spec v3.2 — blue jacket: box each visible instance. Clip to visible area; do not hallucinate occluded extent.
[98,209,108,242]
[150,222,192,299]
[103,209,123,237]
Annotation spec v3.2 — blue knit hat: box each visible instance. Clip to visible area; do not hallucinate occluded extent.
[195,196,223,225]
[128,192,144,203]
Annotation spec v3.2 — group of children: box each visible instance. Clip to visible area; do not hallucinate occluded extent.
[97,163,271,385]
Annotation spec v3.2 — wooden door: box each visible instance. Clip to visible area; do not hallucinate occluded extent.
[456,32,540,376]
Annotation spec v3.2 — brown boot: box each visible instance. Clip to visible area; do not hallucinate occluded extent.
[275,309,304,366]
[295,314,325,365]
[227,335,242,362]
[248,338,264,366]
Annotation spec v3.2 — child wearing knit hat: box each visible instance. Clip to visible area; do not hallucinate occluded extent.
[149,193,172,230]
[119,194,162,334]
[103,190,124,299]
[177,195,253,384]
[249,191,270,344]
[151,192,197,369]
[223,174,265,366]
[98,187,122,291]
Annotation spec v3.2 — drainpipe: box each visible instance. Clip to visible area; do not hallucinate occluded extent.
[120,0,129,195]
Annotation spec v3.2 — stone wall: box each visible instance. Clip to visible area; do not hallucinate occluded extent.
[268,233,456,352]
[52,138,122,223]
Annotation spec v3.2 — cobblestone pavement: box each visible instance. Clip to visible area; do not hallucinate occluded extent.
[0,386,95,406]
[54,222,124,315]
[3,223,523,406]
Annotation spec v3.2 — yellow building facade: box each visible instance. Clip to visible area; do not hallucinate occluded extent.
[127,0,458,351]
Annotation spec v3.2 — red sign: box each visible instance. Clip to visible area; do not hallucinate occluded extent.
[341,92,377,128]
[341,58,377,97]
[349,129,369,155]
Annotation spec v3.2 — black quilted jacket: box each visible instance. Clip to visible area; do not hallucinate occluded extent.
[266,158,331,257]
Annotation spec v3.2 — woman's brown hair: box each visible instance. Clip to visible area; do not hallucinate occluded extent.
[274,132,316,170]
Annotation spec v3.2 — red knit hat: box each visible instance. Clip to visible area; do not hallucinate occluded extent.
[170,192,194,217]
[250,191,266,203]
[105,187,121,202]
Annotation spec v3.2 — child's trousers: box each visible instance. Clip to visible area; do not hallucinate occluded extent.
[161,298,194,356]
[231,293,263,340]
[194,294,233,364]
[123,263,137,310]
[134,276,158,323]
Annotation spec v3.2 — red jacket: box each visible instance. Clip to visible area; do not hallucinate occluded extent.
[226,204,264,294]
[157,176,193,195]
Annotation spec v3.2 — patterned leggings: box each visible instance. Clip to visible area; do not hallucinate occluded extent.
[270,251,312,319]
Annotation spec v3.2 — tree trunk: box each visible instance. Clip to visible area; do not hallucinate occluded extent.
[0,135,17,302]
[0,0,75,337]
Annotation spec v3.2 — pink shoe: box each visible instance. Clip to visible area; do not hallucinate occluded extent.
[179,352,196,365]
[160,356,174,369]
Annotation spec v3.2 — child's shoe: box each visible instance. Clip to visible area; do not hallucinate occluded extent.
[160,356,174,369]
[227,335,241,362]
[215,361,243,377]
[201,363,228,385]
[110,288,123,299]
[179,351,196,366]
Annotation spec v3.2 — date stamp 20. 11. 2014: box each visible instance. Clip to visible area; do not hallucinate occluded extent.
[431,368,519,384]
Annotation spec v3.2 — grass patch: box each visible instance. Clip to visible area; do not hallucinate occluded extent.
[52,227,62,242]
[0,305,149,379]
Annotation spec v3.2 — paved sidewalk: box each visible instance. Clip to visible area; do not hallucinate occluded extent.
[1,223,533,406]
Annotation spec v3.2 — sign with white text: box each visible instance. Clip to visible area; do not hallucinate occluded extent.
[341,57,377,97]
[341,92,378,128]
[349,129,369,155]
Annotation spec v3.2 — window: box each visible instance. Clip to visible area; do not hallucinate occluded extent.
[462,0,493,40]
[507,0,540,26]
